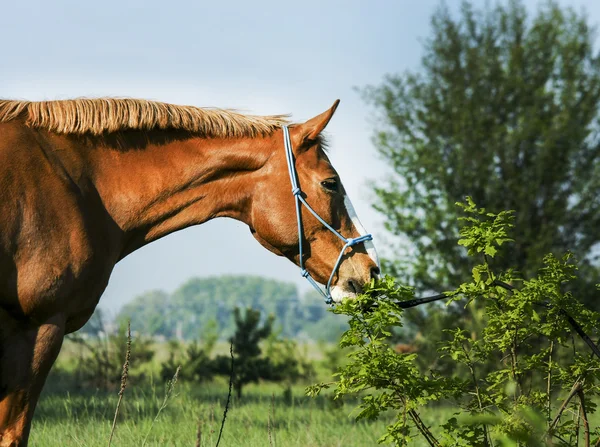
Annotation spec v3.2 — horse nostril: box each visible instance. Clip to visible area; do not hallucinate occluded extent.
[347,279,360,294]
[370,266,381,280]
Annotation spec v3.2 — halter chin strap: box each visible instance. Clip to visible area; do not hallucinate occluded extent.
[282,125,373,305]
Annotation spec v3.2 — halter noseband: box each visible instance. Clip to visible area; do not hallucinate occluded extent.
[282,125,374,305]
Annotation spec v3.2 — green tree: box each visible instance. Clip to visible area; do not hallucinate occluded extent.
[117,290,172,338]
[363,0,600,304]
[78,308,106,338]
[160,320,219,382]
[117,276,305,340]
[69,320,155,390]
[308,200,600,446]
[214,307,274,399]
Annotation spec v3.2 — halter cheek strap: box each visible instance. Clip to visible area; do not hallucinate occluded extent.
[282,125,373,305]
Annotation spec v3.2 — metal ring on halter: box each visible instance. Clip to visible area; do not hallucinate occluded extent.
[282,125,373,305]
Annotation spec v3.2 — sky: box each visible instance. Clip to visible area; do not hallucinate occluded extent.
[1,0,598,314]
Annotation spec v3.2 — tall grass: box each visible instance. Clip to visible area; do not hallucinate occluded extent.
[32,382,415,447]
[34,338,600,446]
[108,322,131,446]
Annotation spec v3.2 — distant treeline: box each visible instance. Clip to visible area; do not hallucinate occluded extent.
[91,275,347,341]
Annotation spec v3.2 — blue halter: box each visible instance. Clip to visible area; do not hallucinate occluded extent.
[282,125,373,305]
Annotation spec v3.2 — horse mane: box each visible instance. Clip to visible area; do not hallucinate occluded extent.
[0,98,290,137]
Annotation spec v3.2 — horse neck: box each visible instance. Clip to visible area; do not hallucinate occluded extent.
[86,131,275,256]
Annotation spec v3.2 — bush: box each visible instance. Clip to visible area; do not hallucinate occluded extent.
[308,199,600,446]
[67,320,155,390]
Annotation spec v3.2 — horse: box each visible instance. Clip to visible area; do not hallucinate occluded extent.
[0,97,379,446]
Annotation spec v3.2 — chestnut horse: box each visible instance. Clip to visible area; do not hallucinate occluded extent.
[0,97,378,445]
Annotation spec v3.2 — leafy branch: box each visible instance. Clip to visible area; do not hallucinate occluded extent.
[308,198,600,446]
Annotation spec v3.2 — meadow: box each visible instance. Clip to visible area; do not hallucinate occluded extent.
[32,381,413,447]
[30,347,600,447]
[30,337,461,447]
[31,341,405,447]
[32,375,600,447]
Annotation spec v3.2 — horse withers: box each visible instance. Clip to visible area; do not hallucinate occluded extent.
[0,97,379,445]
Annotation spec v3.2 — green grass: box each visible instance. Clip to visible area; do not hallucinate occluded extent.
[32,340,599,446]
[32,378,600,446]
[32,381,430,447]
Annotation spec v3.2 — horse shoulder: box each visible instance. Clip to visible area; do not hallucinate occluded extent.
[0,123,121,321]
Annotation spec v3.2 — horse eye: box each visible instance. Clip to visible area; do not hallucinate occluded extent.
[321,178,338,192]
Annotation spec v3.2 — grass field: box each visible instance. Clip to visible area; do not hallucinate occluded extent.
[32,339,406,447]
[30,340,599,446]
[32,381,443,447]
[31,379,600,447]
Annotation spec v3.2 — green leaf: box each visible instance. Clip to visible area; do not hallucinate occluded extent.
[484,245,497,258]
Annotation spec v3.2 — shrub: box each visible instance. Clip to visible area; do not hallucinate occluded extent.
[308,199,600,446]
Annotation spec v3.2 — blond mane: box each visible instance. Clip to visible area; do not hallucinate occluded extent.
[0,98,290,137]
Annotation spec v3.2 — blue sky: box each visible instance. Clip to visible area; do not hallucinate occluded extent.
[1,0,597,313]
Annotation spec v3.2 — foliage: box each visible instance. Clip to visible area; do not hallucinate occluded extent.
[117,290,173,338]
[264,331,316,388]
[159,320,219,383]
[207,306,313,399]
[210,307,273,399]
[362,0,600,305]
[77,307,107,338]
[67,319,155,390]
[308,199,600,446]
[116,275,342,341]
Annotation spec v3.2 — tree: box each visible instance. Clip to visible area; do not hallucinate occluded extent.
[363,0,600,304]
[116,276,305,340]
[160,320,219,382]
[308,200,600,446]
[117,290,172,338]
[214,307,274,399]
[77,308,106,338]
[263,331,315,403]
[69,319,155,390]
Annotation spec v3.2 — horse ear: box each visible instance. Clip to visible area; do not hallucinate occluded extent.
[293,100,340,147]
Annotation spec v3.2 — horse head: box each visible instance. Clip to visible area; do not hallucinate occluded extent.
[249,101,380,303]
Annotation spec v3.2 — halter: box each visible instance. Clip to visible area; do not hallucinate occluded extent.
[282,125,374,305]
